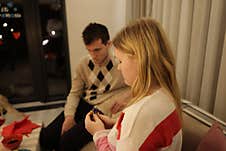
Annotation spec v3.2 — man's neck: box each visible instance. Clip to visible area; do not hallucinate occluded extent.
[96,54,109,67]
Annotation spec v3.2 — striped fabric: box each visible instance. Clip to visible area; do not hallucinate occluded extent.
[94,88,182,151]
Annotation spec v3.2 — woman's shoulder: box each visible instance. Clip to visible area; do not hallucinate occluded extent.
[119,88,178,139]
[122,88,177,129]
[143,88,176,111]
[125,88,176,114]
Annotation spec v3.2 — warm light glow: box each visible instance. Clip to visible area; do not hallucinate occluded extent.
[10,28,14,32]
[0,35,2,39]
[3,22,8,27]
[51,30,56,36]
[42,39,49,46]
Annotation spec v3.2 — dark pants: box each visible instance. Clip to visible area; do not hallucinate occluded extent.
[39,100,93,151]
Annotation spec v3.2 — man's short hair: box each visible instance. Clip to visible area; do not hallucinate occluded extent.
[82,23,110,45]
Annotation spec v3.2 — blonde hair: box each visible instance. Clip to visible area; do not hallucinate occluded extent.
[113,18,181,116]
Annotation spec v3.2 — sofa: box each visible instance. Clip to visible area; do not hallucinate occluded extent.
[181,101,226,151]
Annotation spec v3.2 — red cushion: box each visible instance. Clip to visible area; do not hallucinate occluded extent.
[197,122,226,151]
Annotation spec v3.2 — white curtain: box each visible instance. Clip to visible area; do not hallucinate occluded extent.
[126,0,226,121]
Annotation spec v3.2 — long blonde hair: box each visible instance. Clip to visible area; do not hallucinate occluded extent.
[113,18,181,116]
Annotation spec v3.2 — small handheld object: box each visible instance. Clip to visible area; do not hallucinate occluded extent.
[89,112,94,121]
[92,107,104,115]
[89,107,104,121]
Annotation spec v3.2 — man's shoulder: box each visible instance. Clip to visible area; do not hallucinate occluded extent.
[76,55,91,67]
[79,55,90,63]
[73,55,91,75]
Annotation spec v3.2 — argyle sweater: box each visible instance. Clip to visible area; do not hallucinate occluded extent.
[65,54,129,117]
[93,88,182,151]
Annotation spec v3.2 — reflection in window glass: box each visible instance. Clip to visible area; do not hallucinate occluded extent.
[0,1,34,99]
[39,0,68,97]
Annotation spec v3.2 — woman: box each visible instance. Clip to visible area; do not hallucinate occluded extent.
[85,18,182,151]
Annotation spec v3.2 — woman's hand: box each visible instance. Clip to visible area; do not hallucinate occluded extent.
[85,111,105,135]
[97,114,116,129]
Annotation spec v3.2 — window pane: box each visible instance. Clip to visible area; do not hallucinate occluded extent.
[0,1,34,100]
[39,0,68,98]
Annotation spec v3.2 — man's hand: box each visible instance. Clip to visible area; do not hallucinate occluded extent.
[61,115,76,135]
[110,91,132,114]
[110,100,127,114]
[85,111,105,135]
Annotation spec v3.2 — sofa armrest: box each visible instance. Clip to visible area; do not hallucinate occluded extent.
[182,101,226,151]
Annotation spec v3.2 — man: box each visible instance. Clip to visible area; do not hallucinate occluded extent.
[39,23,130,151]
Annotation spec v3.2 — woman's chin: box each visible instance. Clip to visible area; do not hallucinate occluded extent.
[124,80,131,86]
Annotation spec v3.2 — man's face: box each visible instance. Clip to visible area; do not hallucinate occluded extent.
[86,39,110,66]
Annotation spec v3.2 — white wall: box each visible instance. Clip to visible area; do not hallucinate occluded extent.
[65,0,126,77]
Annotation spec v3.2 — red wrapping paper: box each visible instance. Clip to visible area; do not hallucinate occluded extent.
[1,116,40,137]
[1,116,40,150]
[2,134,23,150]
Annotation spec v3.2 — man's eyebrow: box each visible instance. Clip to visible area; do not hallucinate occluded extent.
[93,48,101,51]
[87,48,101,51]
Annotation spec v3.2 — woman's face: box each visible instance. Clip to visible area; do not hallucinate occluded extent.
[114,48,138,86]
